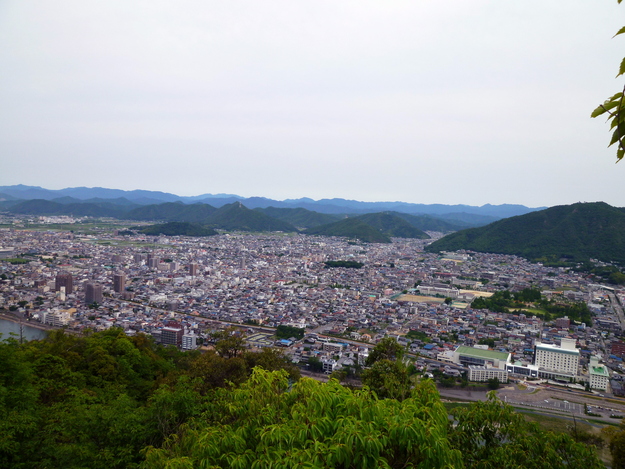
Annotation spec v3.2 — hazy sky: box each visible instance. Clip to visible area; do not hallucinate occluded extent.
[1,1,624,207]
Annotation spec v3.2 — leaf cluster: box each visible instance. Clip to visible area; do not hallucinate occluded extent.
[592,0,625,162]
[143,369,462,469]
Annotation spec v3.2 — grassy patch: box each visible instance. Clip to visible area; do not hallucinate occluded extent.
[442,402,471,411]
[520,411,594,434]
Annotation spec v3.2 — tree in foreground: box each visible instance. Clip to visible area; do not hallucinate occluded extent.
[361,337,412,400]
[142,368,462,468]
[450,394,605,469]
[142,368,605,469]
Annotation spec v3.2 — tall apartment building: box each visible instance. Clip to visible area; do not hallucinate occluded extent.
[160,327,183,347]
[134,253,147,264]
[85,282,103,304]
[113,273,126,293]
[55,272,73,294]
[188,263,199,277]
[147,253,160,268]
[182,333,197,350]
[533,338,579,377]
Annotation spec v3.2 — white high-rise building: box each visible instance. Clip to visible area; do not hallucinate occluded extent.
[182,333,197,350]
[534,338,579,376]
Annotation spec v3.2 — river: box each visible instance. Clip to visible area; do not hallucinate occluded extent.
[0,318,49,342]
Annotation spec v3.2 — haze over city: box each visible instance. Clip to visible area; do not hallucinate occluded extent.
[1,1,624,207]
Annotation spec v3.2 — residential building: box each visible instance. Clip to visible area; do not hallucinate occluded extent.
[85,282,103,304]
[182,333,198,350]
[113,273,126,293]
[468,366,508,383]
[55,271,73,294]
[589,357,609,391]
[160,326,183,347]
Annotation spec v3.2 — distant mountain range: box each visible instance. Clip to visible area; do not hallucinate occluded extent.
[0,185,543,222]
[426,202,625,265]
[0,184,551,243]
[3,187,623,262]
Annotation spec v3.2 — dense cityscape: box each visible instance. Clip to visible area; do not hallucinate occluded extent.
[2,214,625,396]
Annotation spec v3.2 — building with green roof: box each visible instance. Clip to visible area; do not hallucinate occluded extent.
[453,345,511,369]
[589,357,609,391]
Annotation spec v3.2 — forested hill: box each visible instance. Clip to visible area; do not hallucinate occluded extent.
[303,217,393,243]
[254,206,340,229]
[354,213,430,239]
[426,202,625,264]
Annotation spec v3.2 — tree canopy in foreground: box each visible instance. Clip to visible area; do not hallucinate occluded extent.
[0,330,607,468]
[143,368,604,469]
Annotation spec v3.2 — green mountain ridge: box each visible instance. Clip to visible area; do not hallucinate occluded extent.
[426,202,625,265]
[304,218,392,243]
[126,202,217,223]
[206,202,298,232]
[355,213,430,239]
[388,211,467,232]
[254,206,340,229]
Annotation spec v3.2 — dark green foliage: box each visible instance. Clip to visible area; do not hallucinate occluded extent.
[0,328,305,468]
[609,427,625,469]
[362,338,411,401]
[275,324,305,340]
[324,260,364,269]
[0,329,177,468]
[487,377,500,390]
[405,329,430,342]
[206,202,298,232]
[451,395,604,469]
[139,222,217,237]
[126,202,217,223]
[479,338,496,348]
[471,289,593,325]
[354,212,430,239]
[255,206,340,228]
[514,287,542,302]
[304,217,392,243]
[388,211,468,231]
[0,328,606,468]
[3,258,29,264]
[365,337,405,365]
[426,202,625,265]
[574,263,625,285]
[307,356,324,372]
[471,290,515,313]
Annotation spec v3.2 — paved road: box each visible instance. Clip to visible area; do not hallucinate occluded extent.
[438,387,488,402]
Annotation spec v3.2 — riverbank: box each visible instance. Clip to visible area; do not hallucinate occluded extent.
[0,312,61,332]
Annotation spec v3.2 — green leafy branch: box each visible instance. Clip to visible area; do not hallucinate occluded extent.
[592,0,625,162]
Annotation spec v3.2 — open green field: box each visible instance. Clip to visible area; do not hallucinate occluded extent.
[8,222,139,235]
[92,239,170,248]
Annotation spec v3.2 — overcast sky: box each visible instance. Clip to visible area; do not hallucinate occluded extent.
[1,1,624,207]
